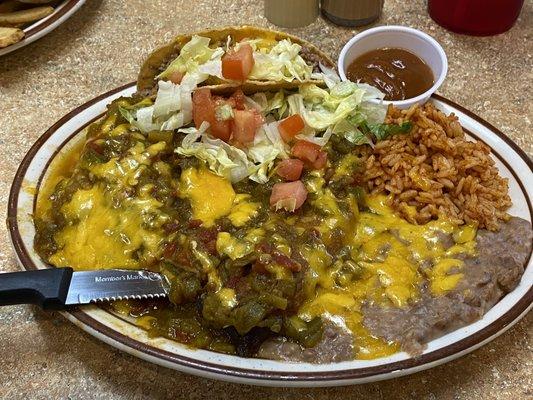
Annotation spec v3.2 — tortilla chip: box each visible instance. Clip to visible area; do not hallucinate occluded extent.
[0,27,24,48]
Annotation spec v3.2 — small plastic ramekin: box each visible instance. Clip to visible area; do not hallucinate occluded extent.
[338,25,448,109]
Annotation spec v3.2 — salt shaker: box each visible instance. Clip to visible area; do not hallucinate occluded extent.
[321,0,383,27]
[264,0,320,28]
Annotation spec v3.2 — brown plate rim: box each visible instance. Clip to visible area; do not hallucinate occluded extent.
[6,83,533,382]
[21,0,83,39]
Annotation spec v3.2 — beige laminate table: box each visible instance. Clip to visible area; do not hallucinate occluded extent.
[0,1,531,399]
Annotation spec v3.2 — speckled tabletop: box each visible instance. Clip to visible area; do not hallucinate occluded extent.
[0,0,531,399]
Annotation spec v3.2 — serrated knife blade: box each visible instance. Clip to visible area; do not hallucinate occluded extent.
[65,269,169,305]
[0,267,169,310]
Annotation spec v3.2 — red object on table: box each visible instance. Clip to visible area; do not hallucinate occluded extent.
[428,0,524,36]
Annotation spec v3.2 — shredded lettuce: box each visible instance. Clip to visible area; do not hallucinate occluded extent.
[158,35,223,80]
[215,104,234,121]
[120,104,160,133]
[177,122,253,182]
[286,94,328,130]
[153,81,181,118]
[197,48,225,79]
[360,121,413,141]
[259,121,290,159]
[248,39,313,82]
[244,93,265,112]
[118,98,152,125]
[311,63,341,89]
[120,76,203,133]
[295,127,333,147]
[332,120,372,146]
[284,81,386,146]
[358,101,387,125]
[235,38,264,52]
[158,36,337,85]
[122,62,395,185]
[266,91,287,117]
[359,83,386,101]
[247,129,281,183]
[176,122,285,183]
[175,114,295,183]
[248,91,287,119]
[179,73,200,123]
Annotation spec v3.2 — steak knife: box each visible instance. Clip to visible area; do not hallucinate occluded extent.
[0,268,168,310]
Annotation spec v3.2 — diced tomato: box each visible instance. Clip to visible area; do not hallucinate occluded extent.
[168,70,184,84]
[213,96,228,106]
[291,140,327,170]
[312,151,328,169]
[212,121,232,142]
[270,181,308,212]
[278,114,305,143]
[271,251,302,272]
[162,242,177,259]
[291,140,321,163]
[187,219,203,229]
[222,43,255,81]
[192,88,232,142]
[192,89,213,128]
[229,89,246,110]
[232,109,258,145]
[253,109,264,128]
[276,159,304,181]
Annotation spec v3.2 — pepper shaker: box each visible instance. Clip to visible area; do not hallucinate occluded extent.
[264,0,320,28]
[321,0,384,27]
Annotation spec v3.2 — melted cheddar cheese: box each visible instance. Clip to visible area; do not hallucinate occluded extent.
[179,167,236,226]
[179,168,260,228]
[49,184,166,270]
[227,194,261,227]
[35,107,481,361]
[297,194,477,359]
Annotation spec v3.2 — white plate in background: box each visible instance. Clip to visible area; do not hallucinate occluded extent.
[0,0,86,57]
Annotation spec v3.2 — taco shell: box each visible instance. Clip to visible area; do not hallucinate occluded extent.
[137,26,335,95]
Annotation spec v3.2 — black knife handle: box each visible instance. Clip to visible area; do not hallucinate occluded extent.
[0,267,73,310]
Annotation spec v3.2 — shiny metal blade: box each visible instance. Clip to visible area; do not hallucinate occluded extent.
[64,269,168,305]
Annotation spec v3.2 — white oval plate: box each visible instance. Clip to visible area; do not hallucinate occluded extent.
[7,83,533,387]
[0,0,85,57]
